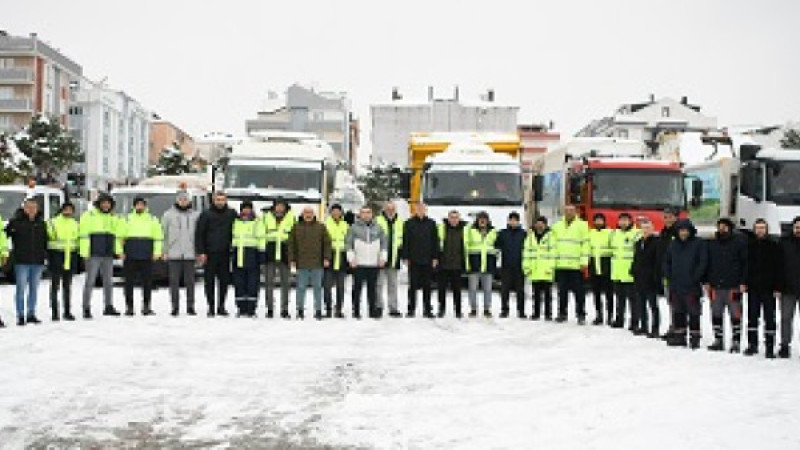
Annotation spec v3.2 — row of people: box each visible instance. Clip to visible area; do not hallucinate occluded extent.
[2,192,800,360]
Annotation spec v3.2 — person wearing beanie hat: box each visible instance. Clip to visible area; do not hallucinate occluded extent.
[47,201,79,321]
[80,191,123,319]
[162,189,200,316]
[496,211,527,319]
[119,193,163,317]
[324,203,349,318]
[705,217,748,352]
[663,219,708,349]
[231,200,265,317]
[465,210,497,318]
[262,199,295,319]
[589,212,614,325]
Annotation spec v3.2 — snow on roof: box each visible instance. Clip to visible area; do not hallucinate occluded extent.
[410,131,520,145]
[757,148,800,161]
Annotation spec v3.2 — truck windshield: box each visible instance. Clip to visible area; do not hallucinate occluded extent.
[592,170,685,209]
[224,165,322,193]
[0,192,26,219]
[114,193,176,218]
[767,161,800,204]
[424,171,523,206]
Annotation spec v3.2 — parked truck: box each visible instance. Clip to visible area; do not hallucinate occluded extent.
[409,132,525,227]
[221,131,337,217]
[659,131,800,236]
[534,137,697,230]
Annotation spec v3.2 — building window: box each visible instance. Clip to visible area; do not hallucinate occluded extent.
[618,129,629,139]
[0,58,13,69]
[661,106,670,118]
[0,115,10,128]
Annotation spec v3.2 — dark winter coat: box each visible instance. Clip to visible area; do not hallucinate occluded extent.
[5,209,48,265]
[440,220,467,271]
[747,235,783,293]
[495,224,527,273]
[401,215,440,266]
[655,223,677,280]
[631,234,661,292]
[780,235,800,296]
[663,220,707,296]
[705,232,748,289]
[195,204,237,254]
[288,217,332,270]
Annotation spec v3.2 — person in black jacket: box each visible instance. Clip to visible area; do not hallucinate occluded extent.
[195,191,237,316]
[704,218,748,353]
[745,218,782,358]
[631,219,661,338]
[401,203,440,318]
[5,198,48,326]
[495,211,527,319]
[663,219,707,349]
[655,208,678,339]
[778,216,800,358]
[437,211,467,319]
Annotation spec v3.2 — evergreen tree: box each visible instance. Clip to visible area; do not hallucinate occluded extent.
[12,114,82,181]
[357,165,409,210]
[0,133,32,184]
[781,127,800,149]
[149,143,194,176]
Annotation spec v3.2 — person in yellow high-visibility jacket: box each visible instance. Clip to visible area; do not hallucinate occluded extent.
[610,212,642,330]
[47,202,79,321]
[232,201,266,317]
[376,201,404,317]
[262,199,295,318]
[589,213,614,325]
[80,193,124,319]
[324,204,349,318]
[523,216,556,320]
[119,197,163,317]
[465,211,498,318]
[551,204,590,324]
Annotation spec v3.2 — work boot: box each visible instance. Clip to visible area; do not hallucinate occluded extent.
[499,310,509,319]
[296,310,305,320]
[554,315,567,323]
[690,336,701,350]
[103,306,121,317]
[483,310,493,319]
[707,339,724,352]
[63,311,75,321]
[610,319,624,329]
[83,308,93,320]
[591,317,603,326]
[468,310,478,318]
[17,317,26,326]
[743,344,758,356]
[124,307,134,317]
[335,310,345,319]
[281,310,291,319]
[666,333,687,347]
[729,342,741,354]
[388,310,403,318]
[314,310,323,321]
[778,344,790,359]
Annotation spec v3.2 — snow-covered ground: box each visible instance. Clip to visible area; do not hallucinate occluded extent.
[1,275,800,449]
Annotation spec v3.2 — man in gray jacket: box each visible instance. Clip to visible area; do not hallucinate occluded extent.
[162,191,200,316]
[346,205,387,319]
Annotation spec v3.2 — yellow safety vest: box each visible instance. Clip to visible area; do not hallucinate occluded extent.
[610,227,641,283]
[376,214,404,267]
[589,228,614,275]
[47,214,79,270]
[263,212,295,260]
[233,218,266,268]
[465,226,498,273]
[523,230,555,282]
[325,216,349,270]
[551,217,590,270]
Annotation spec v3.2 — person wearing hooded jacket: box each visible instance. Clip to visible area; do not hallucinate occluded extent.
[495,211,527,319]
[663,219,708,349]
[551,204,590,324]
[6,198,48,326]
[162,190,200,316]
[610,213,642,330]
[704,217,748,353]
[465,211,498,318]
[376,201,404,317]
[778,216,800,358]
[324,204,349,318]
[119,197,163,316]
[437,210,468,318]
[523,216,555,320]
[47,201,79,321]
[346,205,388,319]
[196,191,237,316]
[263,199,295,319]
[232,201,266,317]
[80,192,123,319]
[745,218,782,358]
[655,208,679,340]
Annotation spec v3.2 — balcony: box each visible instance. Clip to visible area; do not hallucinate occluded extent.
[0,98,33,112]
[0,68,35,84]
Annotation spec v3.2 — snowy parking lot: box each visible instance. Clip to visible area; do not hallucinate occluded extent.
[2,275,800,449]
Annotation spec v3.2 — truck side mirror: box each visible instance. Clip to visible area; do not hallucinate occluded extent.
[691,178,703,201]
[533,175,544,202]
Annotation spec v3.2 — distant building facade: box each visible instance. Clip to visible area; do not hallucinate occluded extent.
[149,117,195,163]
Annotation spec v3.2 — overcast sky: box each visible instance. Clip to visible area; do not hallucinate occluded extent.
[3,0,799,158]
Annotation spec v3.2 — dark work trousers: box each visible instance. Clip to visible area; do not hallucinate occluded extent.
[204,252,231,313]
[532,281,553,319]
[747,290,777,349]
[324,268,347,314]
[614,282,637,327]
[233,264,259,316]
[408,263,433,316]
[500,268,525,316]
[670,291,702,342]
[556,269,586,320]
[352,267,379,318]
[124,259,153,312]
[634,288,660,334]
[168,260,196,313]
[49,266,73,318]
[437,269,463,316]
[589,257,614,321]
